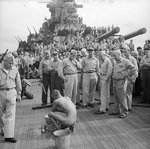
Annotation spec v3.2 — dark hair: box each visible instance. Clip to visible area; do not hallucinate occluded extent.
[137,46,142,50]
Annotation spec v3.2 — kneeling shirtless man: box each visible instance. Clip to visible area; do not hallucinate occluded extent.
[48,90,77,131]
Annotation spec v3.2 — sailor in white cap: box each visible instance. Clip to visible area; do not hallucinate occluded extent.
[95,50,113,114]
[0,53,22,143]
[110,49,137,118]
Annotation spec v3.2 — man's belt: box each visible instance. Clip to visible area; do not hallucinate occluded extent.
[100,73,106,76]
[84,71,96,73]
[113,78,125,81]
[0,88,15,91]
[65,72,77,75]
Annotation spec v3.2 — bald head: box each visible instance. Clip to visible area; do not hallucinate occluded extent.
[111,49,122,61]
[4,53,15,64]
[51,90,61,100]
[4,53,15,69]
[111,49,121,56]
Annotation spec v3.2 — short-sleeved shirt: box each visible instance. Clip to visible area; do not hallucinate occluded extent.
[82,56,99,73]
[39,58,51,76]
[58,58,81,78]
[112,57,136,80]
[99,57,112,80]
[0,65,22,91]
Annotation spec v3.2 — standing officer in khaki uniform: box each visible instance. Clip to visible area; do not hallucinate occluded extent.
[50,51,64,102]
[123,49,138,110]
[95,50,112,114]
[58,49,81,105]
[0,54,22,143]
[81,47,99,108]
[110,49,137,118]
[76,51,83,107]
[39,51,52,105]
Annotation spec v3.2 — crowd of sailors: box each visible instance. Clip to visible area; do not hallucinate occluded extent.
[1,37,149,119]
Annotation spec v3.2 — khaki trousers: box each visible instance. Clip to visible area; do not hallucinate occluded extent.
[0,89,17,138]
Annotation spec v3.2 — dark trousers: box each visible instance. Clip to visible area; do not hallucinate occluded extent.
[141,69,150,103]
[51,71,64,103]
[42,73,51,104]
[134,74,142,96]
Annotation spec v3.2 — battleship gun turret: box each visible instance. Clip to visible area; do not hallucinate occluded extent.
[123,28,147,40]
[98,27,120,42]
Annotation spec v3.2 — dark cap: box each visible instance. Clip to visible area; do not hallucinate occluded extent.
[52,51,58,55]
[87,46,94,51]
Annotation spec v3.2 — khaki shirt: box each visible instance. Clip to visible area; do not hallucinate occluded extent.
[126,55,138,71]
[58,58,81,78]
[39,58,52,77]
[51,59,62,73]
[0,65,22,93]
[82,57,99,74]
[99,57,112,80]
[112,57,136,80]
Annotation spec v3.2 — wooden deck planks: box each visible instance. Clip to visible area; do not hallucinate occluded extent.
[0,79,150,149]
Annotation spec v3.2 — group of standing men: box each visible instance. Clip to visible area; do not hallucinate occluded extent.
[39,42,150,119]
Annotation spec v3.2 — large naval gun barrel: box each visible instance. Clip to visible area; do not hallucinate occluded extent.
[98,27,120,42]
[123,28,147,40]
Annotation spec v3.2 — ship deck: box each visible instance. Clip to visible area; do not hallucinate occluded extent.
[0,79,150,149]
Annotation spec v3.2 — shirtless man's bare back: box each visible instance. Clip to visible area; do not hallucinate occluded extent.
[48,90,77,129]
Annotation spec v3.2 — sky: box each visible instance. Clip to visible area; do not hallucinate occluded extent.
[0,0,150,53]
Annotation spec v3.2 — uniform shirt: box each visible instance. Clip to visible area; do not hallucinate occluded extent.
[126,55,138,78]
[81,56,99,73]
[39,58,51,77]
[14,57,21,69]
[99,57,112,80]
[126,55,138,70]
[112,57,136,80]
[58,58,81,78]
[140,55,150,70]
[23,55,30,67]
[0,64,22,93]
[51,59,62,73]
[76,58,82,73]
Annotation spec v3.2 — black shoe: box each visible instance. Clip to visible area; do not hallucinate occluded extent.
[76,103,81,107]
[81,105,87,108]
[94,110,105,115]
[119,113,127,118]
[76,105,80,109]
[88,103,94,108]
[5,138,17,143]
[41,103,47,106]
[109,111,120,115]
